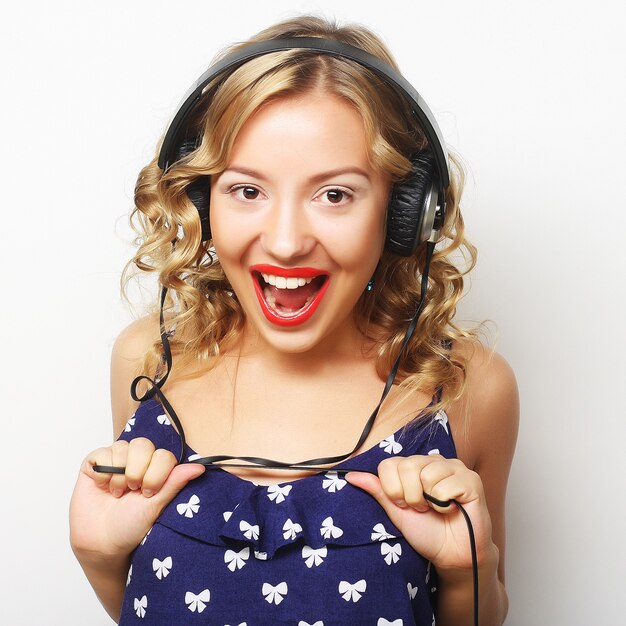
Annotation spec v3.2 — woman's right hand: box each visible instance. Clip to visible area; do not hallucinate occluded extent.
[70,438,205,559]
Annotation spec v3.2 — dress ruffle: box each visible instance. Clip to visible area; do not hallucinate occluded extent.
[121,398,455,560]
[157,465,402,559]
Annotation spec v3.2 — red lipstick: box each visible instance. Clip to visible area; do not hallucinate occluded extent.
[250,264,330,327]
[250,264,324,278]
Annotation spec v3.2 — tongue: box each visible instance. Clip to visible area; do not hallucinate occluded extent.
[269,281,320,311]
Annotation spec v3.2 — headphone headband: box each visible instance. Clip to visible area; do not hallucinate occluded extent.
[157,36,449,190]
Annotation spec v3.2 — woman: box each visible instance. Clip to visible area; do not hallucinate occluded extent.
[70,15,518,625]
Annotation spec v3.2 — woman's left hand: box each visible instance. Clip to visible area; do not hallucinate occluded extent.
[345,455,496,572]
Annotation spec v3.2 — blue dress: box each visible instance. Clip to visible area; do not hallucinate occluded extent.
[117,398,457,625]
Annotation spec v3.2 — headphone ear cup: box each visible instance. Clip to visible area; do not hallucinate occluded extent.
[385,152,438,256]
[186,177,211,241]
[171,137,212,241]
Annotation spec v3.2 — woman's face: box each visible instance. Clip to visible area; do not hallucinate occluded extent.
[210,93,390,355]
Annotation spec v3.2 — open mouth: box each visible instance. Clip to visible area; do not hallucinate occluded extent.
[250,265,330,327]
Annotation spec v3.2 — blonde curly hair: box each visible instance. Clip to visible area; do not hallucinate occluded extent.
[125,15,478,414]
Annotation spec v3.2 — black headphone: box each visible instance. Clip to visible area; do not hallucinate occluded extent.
[158,37,450,256]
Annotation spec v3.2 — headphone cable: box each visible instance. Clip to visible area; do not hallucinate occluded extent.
[93,240,480,625]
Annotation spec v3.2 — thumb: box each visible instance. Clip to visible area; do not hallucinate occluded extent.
[345,471,400,516]
[151,463,206,507]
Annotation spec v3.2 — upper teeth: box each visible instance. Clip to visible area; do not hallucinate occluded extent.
[262,273,314,289]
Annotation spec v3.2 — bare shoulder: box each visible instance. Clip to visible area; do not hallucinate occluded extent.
[110,315,160,438]
[457,339,518,413]
[448,338,520,470]
[448,339,519,584]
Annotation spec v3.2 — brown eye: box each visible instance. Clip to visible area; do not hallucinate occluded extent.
[326,189,346,204]
[241,186,259,200]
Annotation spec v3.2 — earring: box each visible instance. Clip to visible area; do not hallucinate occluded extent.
[366,261,380,293]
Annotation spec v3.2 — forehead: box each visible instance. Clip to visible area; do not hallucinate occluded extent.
[225,94,373,174]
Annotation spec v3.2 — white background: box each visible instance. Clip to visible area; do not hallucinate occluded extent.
[1,1,624,624]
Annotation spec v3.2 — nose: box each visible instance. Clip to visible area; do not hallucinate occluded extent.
[259,198,316,262]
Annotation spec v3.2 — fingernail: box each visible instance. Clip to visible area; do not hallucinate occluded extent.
[142,489,154,498]
[394,499,407,508]
[112,489,123,498]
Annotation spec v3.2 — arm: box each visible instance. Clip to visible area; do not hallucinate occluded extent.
[435,345,519,625]
[109,316,156,437]
[69,317,204,622]
[346,342,519,626]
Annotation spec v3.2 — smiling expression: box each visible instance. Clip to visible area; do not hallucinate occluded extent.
[210,93,390,354]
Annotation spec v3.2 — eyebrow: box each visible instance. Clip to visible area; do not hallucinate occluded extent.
[221,165,372,183]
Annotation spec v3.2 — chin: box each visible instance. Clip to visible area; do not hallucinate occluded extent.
[255,324,337,355]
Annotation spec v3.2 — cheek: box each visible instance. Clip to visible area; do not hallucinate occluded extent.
[210,205,251,261]
[335,212,386,269]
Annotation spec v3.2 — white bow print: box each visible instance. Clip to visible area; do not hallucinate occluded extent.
[185,589,210,613]
[371,523,396,541]
[322,471,347,493]
[224,547,250,571]
[152,556,172,579]
[283,518,303,540]
[156,413,171,425]
[254,550,268,560]
[433,410,449,434]
[407,582,418,599]
[302,545,327,568]
[380,434,403,454]
[267,484,292,503]
[377,619,403,625]
[338,579,367,602]
[225,623,248,626]
[239,520,259,540]
[124,417,135,432]
[381,542,402,565]
[188,453,201,461]
[176,494,200,518]
[299,622,324,626]
[320,516,343,539]
[133,595,147,618]
[262,581,288,605]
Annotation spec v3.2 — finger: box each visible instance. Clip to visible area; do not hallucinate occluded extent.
[377,458,408,507]
[125,438,156,491]
[150,463,206,507]
[396,458,428,512]
[391,455,443,510]
[83,448,116,489]
[419,458,467,503]
[343,470,379,493]
[109,440,130,496]
[344,469,411,529]
[428,472,483,513]
[140,449,178,497]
